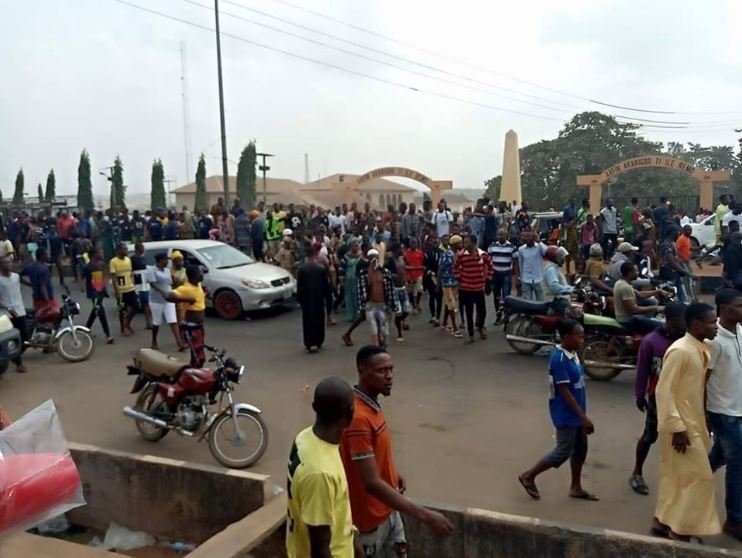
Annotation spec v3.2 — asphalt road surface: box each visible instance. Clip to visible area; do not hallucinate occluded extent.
[2,283,739,550]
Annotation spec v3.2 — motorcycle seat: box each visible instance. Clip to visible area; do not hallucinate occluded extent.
[504,296,551,315]
[134,348,188,378]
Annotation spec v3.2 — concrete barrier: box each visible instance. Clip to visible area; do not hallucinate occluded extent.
[66,442,272,543]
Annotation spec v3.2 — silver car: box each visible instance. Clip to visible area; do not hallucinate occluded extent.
[132,240,296,320]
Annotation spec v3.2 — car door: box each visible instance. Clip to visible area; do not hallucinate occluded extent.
[174,248,215,304]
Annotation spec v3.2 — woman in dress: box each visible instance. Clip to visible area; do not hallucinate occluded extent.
[338,239,362,321]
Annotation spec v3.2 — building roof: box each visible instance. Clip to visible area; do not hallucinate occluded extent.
[174,176,304,195]
[307,173,417,193]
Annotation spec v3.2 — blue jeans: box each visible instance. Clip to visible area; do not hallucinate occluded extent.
[492,271,512,314]
[709,412,742,524]
[522,281,544,301]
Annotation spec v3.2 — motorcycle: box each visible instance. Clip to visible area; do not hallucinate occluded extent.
[580,314,646,381]
[123,345,268,469]
[24,295,94,362]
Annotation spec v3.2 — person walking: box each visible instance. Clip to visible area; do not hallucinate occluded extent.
[516,232,546,301]
[454,235,492,343]
[431,201,453,238]
[109,242,137,337]
[0,256,28,372]
[629,303,686,496]
[340,346,454,557]
[297,246,332,353]
[146,252,185,351]
[81,248,114,345]
[707,289,742,541]
[623,197,641,244]
[599,199,619,258]
[20,247,57,313]
[403,238,424,314]
[518,319,597,501]
[652,303,720,542]
[488,229,517,325]
[167,266,207,367]
[422,236,442,326]
[438,235,462,338]
[356,249,395,348]
[131,242,152,330]
[286,377,358,558]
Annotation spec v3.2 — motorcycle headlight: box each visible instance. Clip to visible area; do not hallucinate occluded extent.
[242,279,269,289]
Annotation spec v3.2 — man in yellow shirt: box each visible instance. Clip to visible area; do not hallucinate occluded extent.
[715,194,730,244]
[167,265,207,366]
[287,377,360,558]
[110,242,137,336]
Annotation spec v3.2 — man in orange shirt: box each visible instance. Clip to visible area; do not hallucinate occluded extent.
[340,346,453,557]
[676,225,695,302]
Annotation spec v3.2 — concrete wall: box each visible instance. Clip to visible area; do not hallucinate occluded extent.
[66,443,271,544]
[402,503,742,558]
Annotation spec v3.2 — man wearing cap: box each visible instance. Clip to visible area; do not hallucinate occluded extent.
[356,249,395,348]
[542,246,574,315]
[607,242,639,282]
[277,229,297,276]
[439,234,462,338]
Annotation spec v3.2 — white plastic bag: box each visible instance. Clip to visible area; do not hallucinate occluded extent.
[0,400,85,537]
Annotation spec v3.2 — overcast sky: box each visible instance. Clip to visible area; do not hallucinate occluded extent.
[2,0,741,201]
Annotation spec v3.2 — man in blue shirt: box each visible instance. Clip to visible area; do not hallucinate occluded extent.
[516,232,546,301]
[20,247,57,313]
[518,319,598,501]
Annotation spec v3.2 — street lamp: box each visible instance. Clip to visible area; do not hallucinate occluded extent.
[256,152,274,204]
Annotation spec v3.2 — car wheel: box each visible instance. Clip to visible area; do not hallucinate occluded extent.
[214,289,243,320]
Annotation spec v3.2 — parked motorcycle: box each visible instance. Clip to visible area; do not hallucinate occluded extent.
[123,345,268,469]
[24,295,94,362]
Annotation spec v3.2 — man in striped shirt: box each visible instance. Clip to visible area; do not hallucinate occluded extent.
[454,234,493,344]
[488,229,518,325]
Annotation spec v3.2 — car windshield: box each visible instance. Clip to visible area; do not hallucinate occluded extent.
[197,244,255,269]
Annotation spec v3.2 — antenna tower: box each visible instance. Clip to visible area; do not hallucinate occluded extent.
[180,42,194,181]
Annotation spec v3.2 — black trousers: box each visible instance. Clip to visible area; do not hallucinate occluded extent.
[10,315,28,365]
[86,294,111,337]
[459,289,486,337]
[424,281,442,319]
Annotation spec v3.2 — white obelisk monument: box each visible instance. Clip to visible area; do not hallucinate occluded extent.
[500,129,522,204]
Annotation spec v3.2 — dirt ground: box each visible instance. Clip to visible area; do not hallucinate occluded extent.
[2,281,739,551]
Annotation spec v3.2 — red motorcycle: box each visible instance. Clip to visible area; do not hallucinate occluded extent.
[123,345,268,469]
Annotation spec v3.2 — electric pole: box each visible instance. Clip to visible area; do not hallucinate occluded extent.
[256,152,274,204]
[214,0,230,204]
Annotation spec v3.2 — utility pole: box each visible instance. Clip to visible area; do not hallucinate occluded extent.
[180,42,193,183]
[214,0,230,204]
[256,152,274,204]
[164,176,176,208]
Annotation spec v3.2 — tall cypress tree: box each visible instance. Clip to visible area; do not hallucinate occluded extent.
[110,155,126,210]
[150,159,166,210]
[13,169,24,205]
[77,150,94,212]
[38,183,44,204]
[236,140,257,210]
[194,154,207,211]
[45,169,56,202]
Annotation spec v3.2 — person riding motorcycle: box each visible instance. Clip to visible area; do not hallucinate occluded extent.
[542,246,573,315]
[584,243,612,294]
[613,261,667,334]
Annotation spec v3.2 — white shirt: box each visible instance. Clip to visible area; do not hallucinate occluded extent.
[328,213,347,235]
[707,322,742,416]
[722,211,742,228]
[600,207,618,234]
[0,273,26,316]
[431,210,453,237]
[680,215,692,226]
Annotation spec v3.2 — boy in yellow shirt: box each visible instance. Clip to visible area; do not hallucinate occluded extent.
[167,265,208,366]
[109,242,137,336]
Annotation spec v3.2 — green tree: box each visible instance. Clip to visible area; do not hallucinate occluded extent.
[13,169,24,205]
[483,175,502,200]
[150,159,166,209]
[236,140,257,209]
[194,154,207,211]
[77,149,95,212]
[38,183,44,204]
[110,155,126,210]
[45,168,56,202]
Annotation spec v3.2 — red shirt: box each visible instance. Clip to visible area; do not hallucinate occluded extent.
[57,216,76,240]
[340,390,398,532]
[403,249,424,280]
[453,249,493,292]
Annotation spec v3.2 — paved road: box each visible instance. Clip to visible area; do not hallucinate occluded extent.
[2,284,739,550]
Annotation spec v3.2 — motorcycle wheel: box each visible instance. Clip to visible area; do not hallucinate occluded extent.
[134,385,170,442]
[581,337,623,381]
[56,329,95,362]
[505,316,546,355]
[208,409,268,469]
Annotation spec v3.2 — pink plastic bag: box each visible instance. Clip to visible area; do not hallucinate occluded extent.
[0,400,85,537]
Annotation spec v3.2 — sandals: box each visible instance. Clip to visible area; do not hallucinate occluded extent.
[629,474,649,495]
[341,333,354,347]
[479,328,487,340]
[518,475,540,500]
[452,330,463,338]
[569,490,599,501]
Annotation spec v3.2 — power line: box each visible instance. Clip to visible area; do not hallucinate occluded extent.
[264,0,742,117]
[111,0,564,122]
